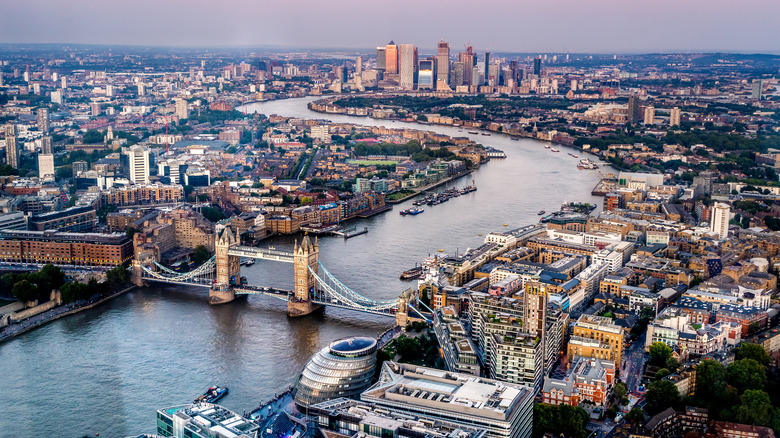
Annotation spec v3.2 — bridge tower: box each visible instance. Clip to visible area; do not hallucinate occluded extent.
[288,235,322,317]
[210,227,239,305]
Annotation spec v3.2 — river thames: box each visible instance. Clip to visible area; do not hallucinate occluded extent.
[0,96,609,437]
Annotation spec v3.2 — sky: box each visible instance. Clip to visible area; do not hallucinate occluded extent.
[1,0,779,54]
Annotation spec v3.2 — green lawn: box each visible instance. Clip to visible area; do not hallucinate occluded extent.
[387,190,415,200]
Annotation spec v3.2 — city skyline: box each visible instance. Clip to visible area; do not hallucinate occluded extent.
[2,0,780,53]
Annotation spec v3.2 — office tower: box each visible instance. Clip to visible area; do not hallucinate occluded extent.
[41,135,52,154]
[436,40,450,86]
[385,41,398,75]
[670,106,681,127]
[355,56,362,76]
[398,44,416,90]
[4,124,19,169]
[417,59,434,90]
[376,47,386,72]
[710,202,730,241]
[124,145,151,184]
[643,105,655,125]
[484,52,490,85]
[451,62,465,88]
[175,98,189,120]
[488,63,500,87]
[533,57,541,76]
[627,95,641,124]
[752,79,763,100]
[38,153,54,180]
[37,108,49,134]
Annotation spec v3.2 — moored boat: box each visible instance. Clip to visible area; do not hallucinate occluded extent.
[194,386,228,404]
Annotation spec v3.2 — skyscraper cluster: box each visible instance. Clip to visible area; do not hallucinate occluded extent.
[374,40,548,93]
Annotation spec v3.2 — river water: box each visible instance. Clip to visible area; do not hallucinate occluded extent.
[0,96,608,437]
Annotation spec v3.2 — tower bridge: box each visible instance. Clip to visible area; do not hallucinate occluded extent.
[133,227,426,325]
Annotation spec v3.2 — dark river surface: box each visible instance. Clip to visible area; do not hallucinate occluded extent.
[0,96,609,437]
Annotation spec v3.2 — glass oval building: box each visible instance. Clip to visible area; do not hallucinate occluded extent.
[293,336,378,410]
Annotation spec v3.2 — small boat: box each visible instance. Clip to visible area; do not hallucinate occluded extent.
[544,145,551,149]
[468,130,478,134]
[481,133,491,136]
[502,224,508,226]
[245,259,255,266]
[511,137,520,141]
[551,148,559,152]
[568,153,579,158]
[408,207,424,215]
[400,265,424,280]
[438,249,444,252]
[195,386,228,404]
[538,210,546,215]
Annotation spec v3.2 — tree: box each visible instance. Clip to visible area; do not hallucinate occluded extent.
[106,266,130,289]
[727,358,767,393]
[613,381,628,403]
[735,343,771,366]
[533,403,589,438]
[12,279,38,302]
[736,390,773,426]
[697,359,727,401]
[625,407,645,425]
[193,245,210,266]
[649,342,673,366]
[655,368,671,380]
[201,206,226,223]
[645,380,679,414]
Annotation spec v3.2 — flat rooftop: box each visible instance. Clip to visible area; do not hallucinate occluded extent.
[362,362,532,421]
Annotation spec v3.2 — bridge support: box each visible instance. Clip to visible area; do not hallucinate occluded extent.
[288,235,322,317]
[209,284,235,305]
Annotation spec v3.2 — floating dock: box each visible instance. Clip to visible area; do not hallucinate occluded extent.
[333,226,368,239]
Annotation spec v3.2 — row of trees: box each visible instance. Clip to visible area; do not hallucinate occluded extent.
[0,264,66,303]
[0,264,131,305]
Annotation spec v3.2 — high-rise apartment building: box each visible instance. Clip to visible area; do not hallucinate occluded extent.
[41,135,52,154]
[710,202,730,241]
[124,145,151,184]
[459,46,475,86]
[385,41,398,75]
[38,153,54,180]
[627,95,641,124]
[752,79,763,100]
[398,44,416,90]
[451,62,465,88]
[37,108,49,134]
[355,56,362,76]
[484,52,491,85]
[417,59,434,90]
[533,57,542,76]
[436,40,450,86]
[670,107,681,127]
[643,105,655,125]
[174,98,188,120]
[4,124,19,169]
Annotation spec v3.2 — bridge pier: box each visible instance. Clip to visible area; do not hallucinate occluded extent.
[287,299,322,317]
[209,284,235,305]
